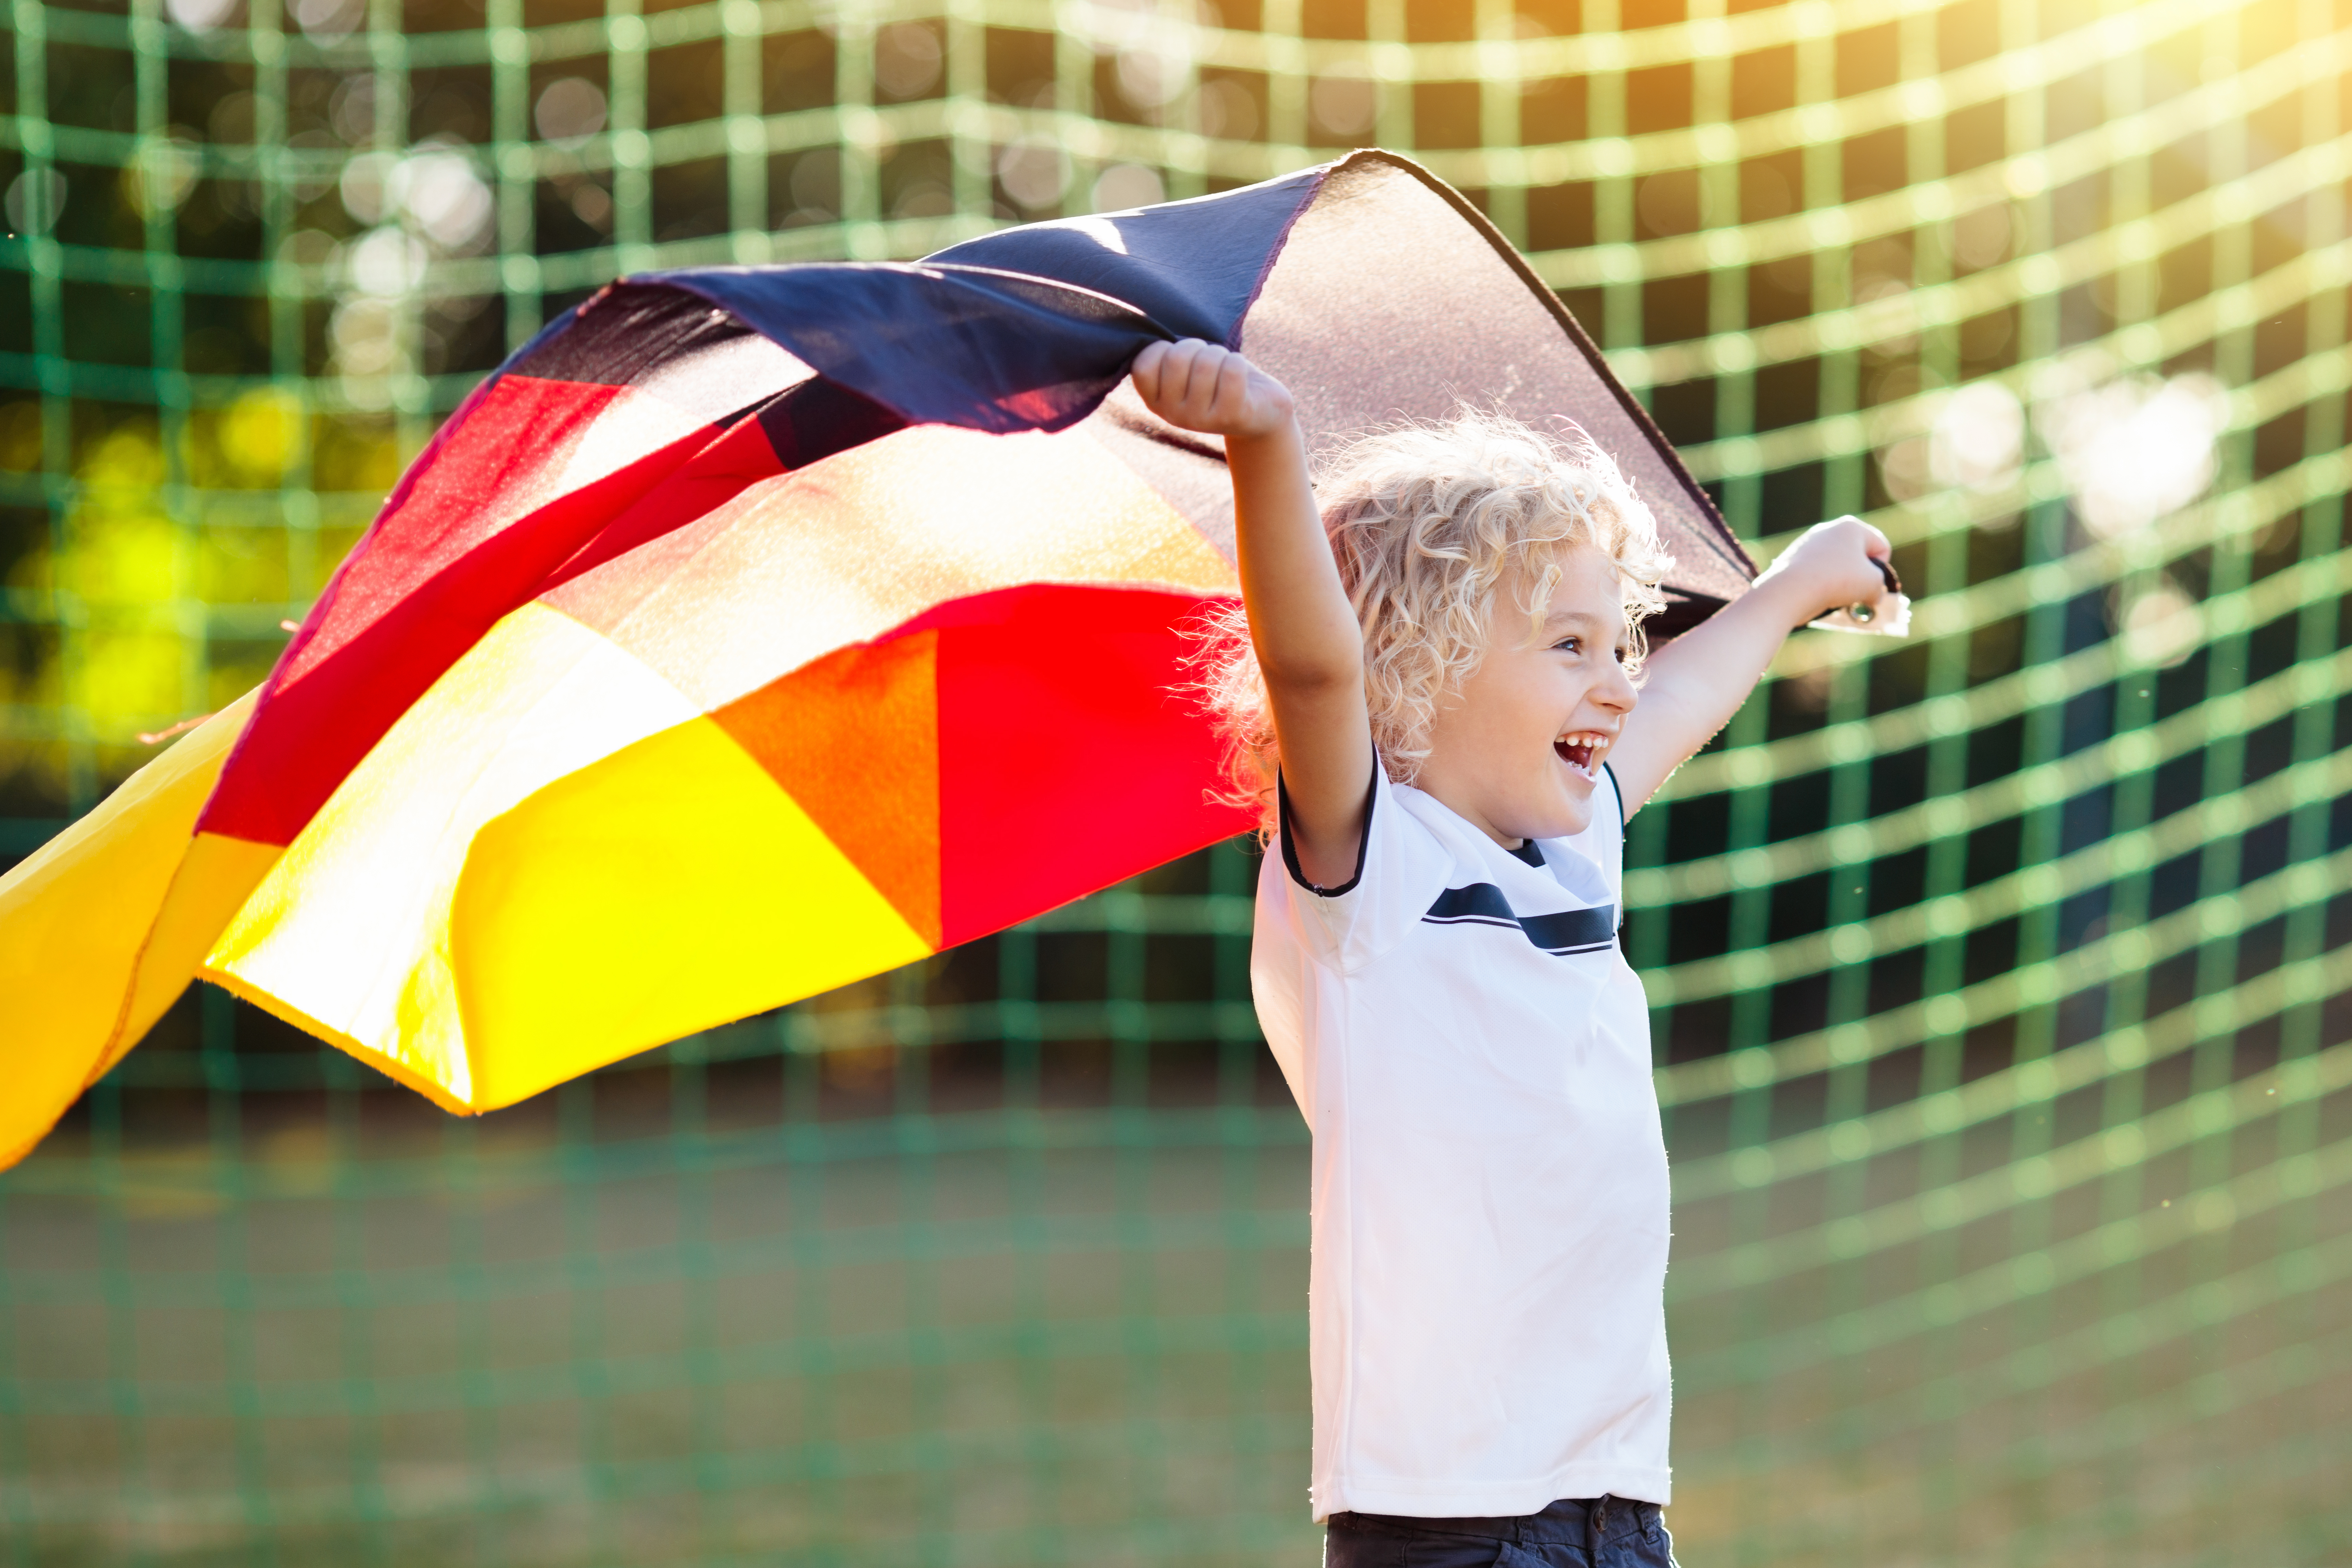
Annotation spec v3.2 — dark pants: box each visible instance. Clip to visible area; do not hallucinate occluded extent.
[1324,1495,1677,1568]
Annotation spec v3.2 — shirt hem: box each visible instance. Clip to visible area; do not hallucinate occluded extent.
[1312,1466,1673,1523]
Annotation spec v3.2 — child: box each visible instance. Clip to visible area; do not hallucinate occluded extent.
[1129,339,1895,1566]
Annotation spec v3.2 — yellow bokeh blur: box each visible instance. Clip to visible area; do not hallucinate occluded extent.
[0,399,396,756]
[198,524,291,607]
[29,425,197,742]
[211,388,305,488]
[74,629,189,738]
[59,428,176,607]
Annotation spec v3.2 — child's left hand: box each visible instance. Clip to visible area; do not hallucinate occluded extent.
[1611,515,1902,816]
[1752,515,1899,626]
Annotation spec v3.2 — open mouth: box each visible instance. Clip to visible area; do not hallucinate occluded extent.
[1554,732,1607,776]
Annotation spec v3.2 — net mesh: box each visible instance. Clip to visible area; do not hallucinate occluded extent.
[3,0,2349,1562]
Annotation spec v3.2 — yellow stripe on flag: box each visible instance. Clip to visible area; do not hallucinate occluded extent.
[0,691,263,1164]
[204,601,702,1107]
[450,715,934,1108]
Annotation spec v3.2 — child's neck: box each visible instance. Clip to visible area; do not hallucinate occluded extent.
[1416,777,1526,853]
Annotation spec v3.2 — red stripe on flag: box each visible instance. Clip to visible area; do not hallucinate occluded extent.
[200,376,747,847]
[536,414,791,622]
[929,583,1254,948]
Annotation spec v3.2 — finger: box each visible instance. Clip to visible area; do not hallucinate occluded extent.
[1210,351,1252,423]
[1130,340,1170,397]
[1149,337,1188,384]
[1181,343,1231,408]
[1152,339,1200,406]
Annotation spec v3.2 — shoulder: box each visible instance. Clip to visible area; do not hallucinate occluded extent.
[1260,766,1461,973]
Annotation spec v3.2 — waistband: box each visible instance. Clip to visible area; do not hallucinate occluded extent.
[1327,1494,1660,1549]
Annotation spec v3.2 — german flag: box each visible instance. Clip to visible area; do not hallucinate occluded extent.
[0,151,1753,1165]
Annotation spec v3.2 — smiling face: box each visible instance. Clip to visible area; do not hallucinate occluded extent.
[1412,543,1640,847]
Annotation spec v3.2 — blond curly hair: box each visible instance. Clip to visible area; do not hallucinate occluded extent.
[1201,410,1674,827]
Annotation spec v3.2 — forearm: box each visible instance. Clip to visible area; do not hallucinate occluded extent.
[1229,420,1361,685]
[1610,513,1897,816]
[1127,339,1371,878]
[1228,420,1374,878]
[1608,576,1815,812]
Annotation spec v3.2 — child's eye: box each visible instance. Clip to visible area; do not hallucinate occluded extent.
[1553,636,1581,654]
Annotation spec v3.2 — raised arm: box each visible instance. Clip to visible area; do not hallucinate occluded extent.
[1130,340,1373,888]
[1606,516,1895,816]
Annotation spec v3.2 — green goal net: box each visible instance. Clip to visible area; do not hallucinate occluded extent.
[2,0,2347,1563]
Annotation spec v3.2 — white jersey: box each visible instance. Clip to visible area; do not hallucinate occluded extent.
[1252,762,1672,1521]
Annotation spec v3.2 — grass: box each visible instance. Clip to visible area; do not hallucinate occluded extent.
[2,1053,2346,1567]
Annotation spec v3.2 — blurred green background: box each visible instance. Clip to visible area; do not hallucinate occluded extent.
[2,0,2348,1563]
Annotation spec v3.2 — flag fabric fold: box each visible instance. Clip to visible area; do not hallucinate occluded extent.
[0,151,1753,1165]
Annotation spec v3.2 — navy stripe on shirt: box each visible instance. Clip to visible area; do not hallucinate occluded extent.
[1423,884,1617,955]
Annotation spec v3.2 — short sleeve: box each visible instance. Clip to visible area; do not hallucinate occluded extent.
[1263,758,1452,975]
[1276,756,1378,897]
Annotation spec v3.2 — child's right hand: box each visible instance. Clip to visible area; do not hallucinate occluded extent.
[1130,339,1297,442]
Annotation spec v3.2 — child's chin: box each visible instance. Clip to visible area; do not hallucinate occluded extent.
[1528,794,1593,841]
